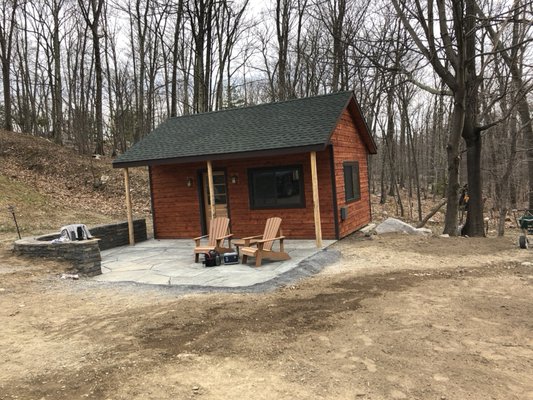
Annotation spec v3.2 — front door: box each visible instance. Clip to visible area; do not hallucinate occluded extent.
[202,171,229,231]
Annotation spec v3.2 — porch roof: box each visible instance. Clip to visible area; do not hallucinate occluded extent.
[113,91,377,168]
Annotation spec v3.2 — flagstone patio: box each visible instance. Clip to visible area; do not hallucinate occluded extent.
[93,239,337,288]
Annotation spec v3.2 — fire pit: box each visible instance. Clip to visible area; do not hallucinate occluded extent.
[13,219,147,277]
[14,234,101,276]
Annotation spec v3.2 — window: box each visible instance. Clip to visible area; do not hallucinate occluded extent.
[248,165,305,209]
[343,161,361,202]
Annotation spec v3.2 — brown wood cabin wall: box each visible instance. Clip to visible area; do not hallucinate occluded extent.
[331,108,372,238]
[149,163,202,238]
[150,151,337,239]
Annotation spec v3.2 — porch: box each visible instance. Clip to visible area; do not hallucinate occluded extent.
[93,238,336,288]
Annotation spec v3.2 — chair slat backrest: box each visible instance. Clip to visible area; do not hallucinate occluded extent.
[262,217,282,251]
[208,217,230,246]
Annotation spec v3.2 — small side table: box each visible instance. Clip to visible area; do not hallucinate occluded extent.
[233,238,259,255]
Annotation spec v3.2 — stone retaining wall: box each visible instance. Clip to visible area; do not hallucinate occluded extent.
[13,219,148,277]
[13,237,102,276]
[90,219,147,251]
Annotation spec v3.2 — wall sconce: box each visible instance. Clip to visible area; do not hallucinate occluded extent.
[186,177,193,187]
[231,174,238,184]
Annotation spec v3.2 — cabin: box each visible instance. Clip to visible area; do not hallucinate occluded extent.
[113,91,377,245]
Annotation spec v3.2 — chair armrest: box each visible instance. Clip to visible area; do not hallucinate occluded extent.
[241,234,262,240]
[194,234,209,246]
[257,236,285,244]
[241,234,262,246]
[216,234,233,247]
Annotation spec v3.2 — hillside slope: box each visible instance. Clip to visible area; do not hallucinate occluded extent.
[0,130,150,244]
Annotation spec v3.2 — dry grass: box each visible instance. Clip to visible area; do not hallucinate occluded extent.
[0,130,151,247]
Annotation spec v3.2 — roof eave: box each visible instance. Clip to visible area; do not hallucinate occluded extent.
[112,143,327,169]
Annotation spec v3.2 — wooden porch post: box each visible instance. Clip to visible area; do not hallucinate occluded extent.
[123,168,135,245]
[310,151,323,248]
[207,160,216,220]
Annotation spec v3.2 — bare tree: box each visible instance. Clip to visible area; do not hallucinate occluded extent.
[170,0,185,117]
[391,0,488,236]
[78,0,105,155]
[275,0,291,100]
[214,0,249,110]
[64,9,92,154]
[0,0,19,131]
[13,2,37,135]
[28,0,66,143]
[478,0,533,209]
[187,0,215,113]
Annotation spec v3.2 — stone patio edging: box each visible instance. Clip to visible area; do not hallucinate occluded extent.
[97,248,342,293]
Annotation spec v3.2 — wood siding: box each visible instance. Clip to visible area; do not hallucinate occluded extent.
[150,151,337,239]
[150,106,372,240]
[331,108,372,237]
[150,164,203,239]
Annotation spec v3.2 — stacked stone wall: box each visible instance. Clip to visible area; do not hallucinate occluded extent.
[90,219,147,250]
[13,219,148,277]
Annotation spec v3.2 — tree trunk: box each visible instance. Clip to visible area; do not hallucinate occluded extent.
[1,62,12,131]
[79,0,104,154]
[459,0,484,237]
[380,138,387,204]
[405,104,422,221]
[0,0,18,132]
[331,0,345,92]
[276,0,290,100]
[92,15,104,155]
[385,87,396,199]
[462,127,485,236]
[52,0,63,145]
[443,101,463,236]
[170,0,184,117]
[517,94,533,209]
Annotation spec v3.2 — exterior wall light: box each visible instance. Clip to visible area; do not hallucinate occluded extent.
[231,174,238,184]
[186,177,193,187]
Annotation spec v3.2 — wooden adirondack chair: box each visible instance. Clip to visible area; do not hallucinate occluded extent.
[193,217,233,262]
[240,217,290,267]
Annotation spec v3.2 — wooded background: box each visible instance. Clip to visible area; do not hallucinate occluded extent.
[0,0,531,236]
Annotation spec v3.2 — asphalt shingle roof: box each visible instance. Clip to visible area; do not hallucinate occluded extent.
[113,91,360,167]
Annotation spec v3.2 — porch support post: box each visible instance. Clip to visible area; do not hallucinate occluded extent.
[123,167,135,246]
[310,151,323,248]
[207,160,216,220]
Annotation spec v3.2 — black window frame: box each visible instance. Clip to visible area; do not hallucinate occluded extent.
[343,161,361,202]
[247,164,306,210]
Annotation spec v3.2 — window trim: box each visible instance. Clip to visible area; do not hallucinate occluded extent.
[343,161,361,203]
[247,164,306,210]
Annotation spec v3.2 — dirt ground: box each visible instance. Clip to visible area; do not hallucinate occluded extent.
[1,233,532,400]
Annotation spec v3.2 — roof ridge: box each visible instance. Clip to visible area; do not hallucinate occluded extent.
[168,90,354,120]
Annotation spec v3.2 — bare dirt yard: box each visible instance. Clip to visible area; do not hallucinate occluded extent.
[1,233,532,400]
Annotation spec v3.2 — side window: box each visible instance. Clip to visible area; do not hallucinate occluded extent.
[343,161,361,202]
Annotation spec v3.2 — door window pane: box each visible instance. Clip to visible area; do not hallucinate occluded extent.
[213,174,225,185]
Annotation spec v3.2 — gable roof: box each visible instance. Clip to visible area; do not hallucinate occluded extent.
[112,91,377,168]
